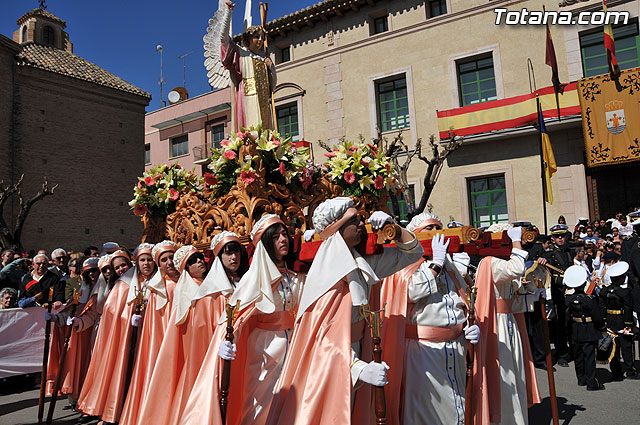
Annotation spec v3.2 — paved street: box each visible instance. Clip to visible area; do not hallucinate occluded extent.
[2,359,639,425]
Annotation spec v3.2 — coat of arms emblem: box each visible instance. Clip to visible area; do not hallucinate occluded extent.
[605,100,626,135]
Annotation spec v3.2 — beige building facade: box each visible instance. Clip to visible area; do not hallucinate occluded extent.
[265,0,640,229]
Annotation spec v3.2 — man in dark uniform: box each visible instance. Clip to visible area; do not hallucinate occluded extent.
[599,261,639,380]
[565,265,606,390]
[539,224,572,366]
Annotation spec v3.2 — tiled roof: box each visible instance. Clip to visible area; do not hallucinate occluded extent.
[16,43,150,98]
[17,8,66,28]
[266,0,377,35]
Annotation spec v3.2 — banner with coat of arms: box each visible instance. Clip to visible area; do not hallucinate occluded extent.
[577,67,640,167]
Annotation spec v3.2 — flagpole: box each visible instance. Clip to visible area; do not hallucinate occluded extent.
[536,95,549,234]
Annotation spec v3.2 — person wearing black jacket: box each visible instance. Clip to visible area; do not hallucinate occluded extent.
[621,216,640,279]
[599,261,640,380]
[17,254,64,309]
[526,234,552,369]
[538,224,573,366]
[565,265,606,391]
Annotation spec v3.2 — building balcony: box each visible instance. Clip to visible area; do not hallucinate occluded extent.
[193,143,211,164]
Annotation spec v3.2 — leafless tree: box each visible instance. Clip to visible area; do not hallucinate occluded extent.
[0,175,58,251]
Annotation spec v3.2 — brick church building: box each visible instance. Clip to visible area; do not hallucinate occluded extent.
[0,7,151,252]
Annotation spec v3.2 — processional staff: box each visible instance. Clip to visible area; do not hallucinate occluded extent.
[361,304,387,425]
[46,289,80,425]
[122,284,147,409]
[220,298,240,424]
[464,283,477,425]
[38,287,54,424]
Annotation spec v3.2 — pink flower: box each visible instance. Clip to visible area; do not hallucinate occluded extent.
[279,162,286,176]
[133,204,148,216]
[137,181,143,189]
[223,150,237,160]
[374,176,384,190]
[144,176,156,186]
[273,140,281,147]
[367,144,378,152]
[204,173,218,186]
[155,174,163,180]
[168,188,179,201]
[220,139,230,147]
[324,152,336,158]
[350,146,358,152]
[361,159,370,166]
[240,170,256,184]
[344,171,356,184]
[175,164,182,169]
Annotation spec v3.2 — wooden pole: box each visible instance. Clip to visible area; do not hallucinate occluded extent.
[362,306,386,425]
[220,299,240,424]
[464,285,477,425]
[46,290,79,425]
[122,287,145,411]
[38,288,54,424]
[540,302,560,425]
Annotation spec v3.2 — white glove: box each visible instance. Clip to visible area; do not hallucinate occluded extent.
[367,211,393,230]
[431,233,450,266]
[359,361,389,386]
[507,226,522,242]
[303,229,316,242]
[218,341,236,360]
[464,324,480,344]
[66,316,75,327]
[45,311,57,322]
[131,314,143,327]
[534,288,547,300]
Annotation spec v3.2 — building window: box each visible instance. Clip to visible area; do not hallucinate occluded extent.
[211,124,225,149]
[276,103,299,140]
[42,25,55,46]
[457,56,497,106]
[170,134,189,158]
[373,15,389,34]
[21,26,27,43]
[377,76,410,132]
[467,175,508,228]
[580,23,640,78]
[144,144,151,164]
[280,46,291,63]
[428,0,447,18]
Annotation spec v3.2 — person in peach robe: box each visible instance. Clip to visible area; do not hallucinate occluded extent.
[181,216,305,425]
[76,244,157,424]
[265,197,423,425]
[46,257,102,405]
[135,238,238,425]
[119,240,179,425]
[472,225,542,425]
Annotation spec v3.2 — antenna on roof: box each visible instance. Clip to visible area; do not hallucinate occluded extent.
[177,51,194,90]
[156,45,166,107]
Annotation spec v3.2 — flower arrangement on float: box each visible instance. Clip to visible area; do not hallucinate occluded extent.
[129,163,202,217]
[204,124,315,198]
[323,139,400,197]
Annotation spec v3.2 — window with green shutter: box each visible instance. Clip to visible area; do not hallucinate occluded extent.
[468,175,508,228]
[580,23,640,78]
[376,77,410,132]
[276,103,299,140]
[457,56,497,106]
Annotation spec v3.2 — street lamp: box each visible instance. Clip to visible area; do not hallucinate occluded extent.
[156,44,166,107]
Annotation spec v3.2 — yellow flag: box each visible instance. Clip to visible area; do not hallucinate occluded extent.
[542,132,557,204]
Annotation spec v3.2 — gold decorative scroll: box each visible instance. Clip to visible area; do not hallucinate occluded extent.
[577,68,640,167]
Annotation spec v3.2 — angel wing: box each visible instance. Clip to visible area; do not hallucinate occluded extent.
[203,0,232,89]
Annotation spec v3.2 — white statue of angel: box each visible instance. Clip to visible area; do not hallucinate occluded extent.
[204,0,277,131]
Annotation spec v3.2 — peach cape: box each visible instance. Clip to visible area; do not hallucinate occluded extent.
[119,276,177,425]
[181,277,293,425]
[135,290,225,425]
[380,259,469,425]
[473,257,541,425]
[76,278,135,422]
[46,296,98,399]
[265,278,376,425]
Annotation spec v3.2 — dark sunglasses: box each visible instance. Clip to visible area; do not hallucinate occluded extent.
[186,253,205,266]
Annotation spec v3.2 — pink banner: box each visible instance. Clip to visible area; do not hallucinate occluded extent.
[0,307,46,378]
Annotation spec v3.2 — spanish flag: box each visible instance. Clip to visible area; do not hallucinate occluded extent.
[603,0,622,90]
[538,107,557,204]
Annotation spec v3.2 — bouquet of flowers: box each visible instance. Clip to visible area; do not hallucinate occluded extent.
[205,124,312,197]
[129,163,202,217]
[324,139,400,197]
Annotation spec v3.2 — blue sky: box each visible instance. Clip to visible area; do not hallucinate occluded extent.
[2,1,318,110]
